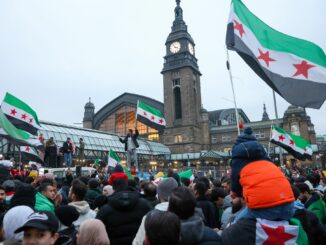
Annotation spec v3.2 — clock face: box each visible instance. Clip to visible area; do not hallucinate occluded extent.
[188,43,194,55]
[170,41,181,54]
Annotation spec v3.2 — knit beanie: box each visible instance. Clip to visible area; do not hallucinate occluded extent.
[157,177,178,200]
[55,205,80,227]
[10,184,36,209]
[244,127,253,135]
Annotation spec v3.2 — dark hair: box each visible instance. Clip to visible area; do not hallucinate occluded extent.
[221,177,231,185]
[112,178,128,192]
[0,186,5,192]
[194,181,207,196]
[212,179,221,188]
[39,182,54,193]
[144,182,157,197]
[197,177,210,190]
[145,210,180,245]
[295,183,310,194]
[168,186,196,219]
[78,176,89,185]
[291,185,300,199]
[88,178,99,189]
[71,179,87,201]
[211,187,227,201]
[180,177,190,187]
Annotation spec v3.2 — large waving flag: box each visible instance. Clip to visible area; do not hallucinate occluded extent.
[20,146,44,164]
[0,110,42,148]
[1,92,41,135]
[136,100,166,131]
[226,0,326,109]
[108,149,133,180]
[271,126,312,161]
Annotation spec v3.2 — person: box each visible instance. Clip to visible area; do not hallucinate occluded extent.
[119,128,139,171]
[143,182,159,208]
[45,137,58,168]
[96,178,151,245]
[108,165,128,186]
[34,182,56,212]
[15,211,60,245]
[2,180,15,205]
[77,219,110,245]
[102,185,114,196]
[144,210,181,245]
[133,177,178,245]
[85,178,102,209]
[210,187,227,229]
[68,179,96,231]
[77,138,85,162]
[168,186,223,245]
[63,138,73,167]
[9,183,36,209]
[0,186,7,215]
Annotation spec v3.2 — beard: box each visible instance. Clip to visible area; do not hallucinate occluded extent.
[232,201,243,213]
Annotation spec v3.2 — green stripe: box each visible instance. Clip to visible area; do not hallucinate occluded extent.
[273,126,311,150]
[0,110,30,141]
[3,93,40,125]
[233,0,326,67]
[138,100,163,118]
[109,149,120,162]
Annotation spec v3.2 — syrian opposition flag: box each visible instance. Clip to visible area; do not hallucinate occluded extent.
[1,92,41,135]
[108,149,120,167]
[226,0,326,109]
[0,110,43,148]
[20,146,44,164]
[271,126,312,161]
[136,100,166,131]
[178,169,195,183]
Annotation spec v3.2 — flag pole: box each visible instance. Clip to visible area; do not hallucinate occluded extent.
[226,48,241,136]
[135,100,139,129]
[267,121,273,157]
[272,91,284,166]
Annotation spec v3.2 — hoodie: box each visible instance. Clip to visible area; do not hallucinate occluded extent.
[68,201,96,231]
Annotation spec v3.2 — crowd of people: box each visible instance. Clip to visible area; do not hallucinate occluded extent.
[0,127,325,244]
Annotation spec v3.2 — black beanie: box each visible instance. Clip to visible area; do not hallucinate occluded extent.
[55,205,80,227]
[244,127,253,135]
[113,164,123,173]
[10,184,36,209]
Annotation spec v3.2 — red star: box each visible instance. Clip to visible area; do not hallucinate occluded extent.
[261,224,296,245]
[29,118,33,123]
[278,135,285,141]
[39,133,44,141]
[293,60,315,78]
[143,111,147,116]
[234,20,245,37]
[21,114,27,120]
[10,109,17,116]
[159,119,164,124]
[257,49,276,67]
[151,116,155,121]
[289,140,294,146]
[25,146,30,152]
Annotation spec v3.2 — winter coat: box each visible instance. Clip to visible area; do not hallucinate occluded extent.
[305,193,326,224]
[179,215,222,245]
[144,196,160,209]
[34,192,55,212]
[85,188,102,202]
[62,142,72,154]
[58,226,78,245]
[196,195,218,228]
[119,130,139,151]
[96,189,151,245]
[68,201,96,231]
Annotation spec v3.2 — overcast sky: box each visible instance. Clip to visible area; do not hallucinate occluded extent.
[0,0,325,135]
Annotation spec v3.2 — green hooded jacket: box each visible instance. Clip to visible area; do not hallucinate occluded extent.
[34,192,55,212]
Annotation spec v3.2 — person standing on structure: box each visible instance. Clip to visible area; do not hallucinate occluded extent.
[119,128,139,171]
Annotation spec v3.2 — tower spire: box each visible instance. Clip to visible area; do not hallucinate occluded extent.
[176,0,180,6]
[262,103,270,121]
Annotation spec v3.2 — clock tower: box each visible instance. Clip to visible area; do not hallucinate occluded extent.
[162,0,209,154]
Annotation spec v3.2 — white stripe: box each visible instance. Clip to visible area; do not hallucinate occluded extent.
[229,6,326,84]
[1,102,40,128]
[136,107,166,126]
[20,146,39,156]
[271,129,307,154]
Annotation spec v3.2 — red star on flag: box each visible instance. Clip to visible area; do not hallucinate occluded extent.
[257,49,276,67]
[25,146,30,152]
[293,60,315,78]
[289,140,294,146]
[39,133,44,141]
[10,109,17,116]
[151,116,155,121]
[278,135,285,141]
[234,20,245,37]
[29,118,33,123]
[159,119,164,124]
[143,112,147,116]
[21,114,27,120]
[261,224,296,245]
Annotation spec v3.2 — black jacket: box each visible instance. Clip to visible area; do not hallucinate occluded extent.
[96,189,151,245]
[119,130,139,151]
[196,195,218,228]
[63,141,72,154]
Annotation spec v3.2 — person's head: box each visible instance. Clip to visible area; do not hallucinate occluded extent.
[66,137,71,142]
[77,219,110,245]
[39,182,56,201]
[0,186,5,202]
[168,186,196,219]
[221,177,231,193]
[157,177,178,202]
[15,211,59,245]
[10,184,36,208]
[193,181,207,198]
[3,180,15,193]
[79,138,83,142]
[231,196,245,213]
[181,177,190,187]
[88,178,99,189]
[212,179,222,188]
[49,137,54,142]
[128,129,133,135]
[55,205,79,228]
[295,182,311,204]
[113,164,123,173]
[144,182,157,198]
[112,178,128,192]
[102,185,114,196]
[145,210,180,245]
[211,187,227,208]
[68,179,87,202]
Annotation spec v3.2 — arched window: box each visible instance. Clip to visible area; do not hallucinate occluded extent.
[174,86,182,119]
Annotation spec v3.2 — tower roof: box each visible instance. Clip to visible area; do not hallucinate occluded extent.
[84,97,95,109]
[262,104,270,121]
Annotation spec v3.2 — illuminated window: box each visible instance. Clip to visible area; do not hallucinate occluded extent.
[222,135,232,142]
[174,135,182,143]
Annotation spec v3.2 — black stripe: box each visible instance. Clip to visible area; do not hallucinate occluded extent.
[271,139,308,161]
[5,115,39,135]
[137,116,165,132]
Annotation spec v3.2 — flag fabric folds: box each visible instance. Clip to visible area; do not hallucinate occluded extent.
[20,146,44,164]
[136,100,166,131]
[178,169,195,183]
[1,92,41,135]
[226,0,326,109]
[108,149,120,167]
[271,126,312,161]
